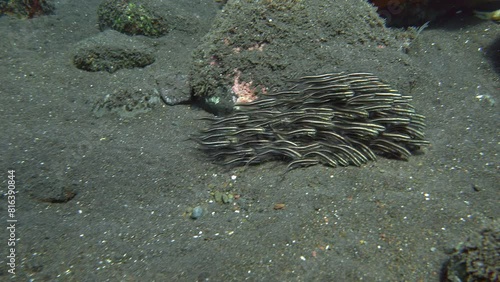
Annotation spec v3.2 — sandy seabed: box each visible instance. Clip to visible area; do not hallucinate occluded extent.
[0,0,498,280]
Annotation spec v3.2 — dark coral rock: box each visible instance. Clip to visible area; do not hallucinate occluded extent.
[0,0,54,18]
[443,221,500,282]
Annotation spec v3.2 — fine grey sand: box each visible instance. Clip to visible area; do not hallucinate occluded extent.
[0,0,498,280]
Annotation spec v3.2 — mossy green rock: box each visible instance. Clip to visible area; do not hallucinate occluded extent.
[97,0,168,37]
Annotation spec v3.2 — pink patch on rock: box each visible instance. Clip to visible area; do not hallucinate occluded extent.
[231,69,259,104]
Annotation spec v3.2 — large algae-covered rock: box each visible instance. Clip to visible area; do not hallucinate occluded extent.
[190,0,415,114]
